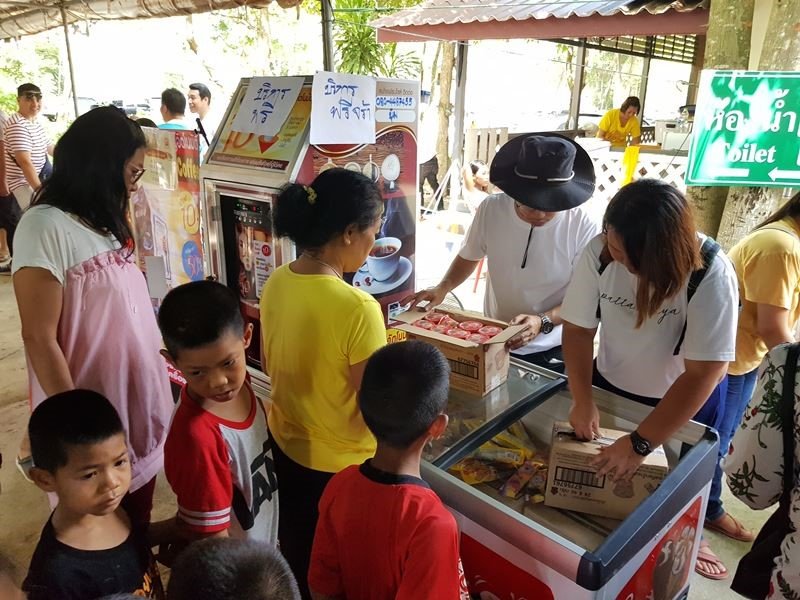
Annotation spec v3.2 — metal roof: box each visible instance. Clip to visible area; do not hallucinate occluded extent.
[0,0,300,41]
[371,0,707,29]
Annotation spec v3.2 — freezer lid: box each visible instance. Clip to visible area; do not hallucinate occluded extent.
[422,361,566,465]
[427,383,720,590]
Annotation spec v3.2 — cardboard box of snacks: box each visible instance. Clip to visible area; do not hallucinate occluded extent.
[544,421,669,520]
[393,307,525,395]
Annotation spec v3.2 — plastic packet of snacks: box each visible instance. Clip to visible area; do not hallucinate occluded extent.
[450,458,501,485]
[502,460,542,498]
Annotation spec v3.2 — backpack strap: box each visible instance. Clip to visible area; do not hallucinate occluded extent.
[672,237,721,356]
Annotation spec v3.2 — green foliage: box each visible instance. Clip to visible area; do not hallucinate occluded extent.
[554,42,641,113]
[333,0,422,78]
[380,43,421,79]
[206,5,314,77]
[35,43,64,96]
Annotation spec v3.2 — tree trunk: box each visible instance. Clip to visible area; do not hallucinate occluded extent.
[716,0,800,249]
[436,41,455,192]
[685,0,754,237]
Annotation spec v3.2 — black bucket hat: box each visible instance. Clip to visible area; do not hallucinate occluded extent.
[489,133,595,211]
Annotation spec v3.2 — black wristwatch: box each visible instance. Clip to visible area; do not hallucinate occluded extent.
[630,430,653,456]
[538,313,554,335]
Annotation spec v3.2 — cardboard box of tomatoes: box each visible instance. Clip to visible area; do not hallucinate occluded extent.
[393,307,525,395]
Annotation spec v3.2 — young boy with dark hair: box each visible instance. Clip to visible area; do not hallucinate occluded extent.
[158,280,278,544]
[168,537,300,600]
[308,340,468,600]
[23,390,165,599]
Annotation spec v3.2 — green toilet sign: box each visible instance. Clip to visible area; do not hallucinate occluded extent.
[686,70,800,187]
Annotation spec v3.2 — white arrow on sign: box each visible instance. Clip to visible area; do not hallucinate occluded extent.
[769,167,800,181]
[718,167,750,177]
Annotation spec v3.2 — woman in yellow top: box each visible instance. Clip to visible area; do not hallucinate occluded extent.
[703,192,800,555]
[597,96,641,146]
[260,168,387,598]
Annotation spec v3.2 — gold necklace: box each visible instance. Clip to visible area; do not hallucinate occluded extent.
[303,253,343,279]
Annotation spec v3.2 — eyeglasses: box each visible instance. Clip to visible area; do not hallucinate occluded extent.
[22,92,42,101]
[131,168,146,184]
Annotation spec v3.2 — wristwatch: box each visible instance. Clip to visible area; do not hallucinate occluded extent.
[538,313,554,335]
[629,430,653,456]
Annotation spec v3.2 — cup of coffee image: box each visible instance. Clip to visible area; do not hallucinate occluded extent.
[366,237,402,281]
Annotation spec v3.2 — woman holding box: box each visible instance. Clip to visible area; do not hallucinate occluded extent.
[561,178,739,579]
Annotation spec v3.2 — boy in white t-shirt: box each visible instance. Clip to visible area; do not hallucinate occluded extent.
[158,281,278,545]
[405,134,601,373]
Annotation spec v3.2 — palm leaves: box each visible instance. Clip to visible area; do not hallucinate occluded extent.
[333,0,421,79]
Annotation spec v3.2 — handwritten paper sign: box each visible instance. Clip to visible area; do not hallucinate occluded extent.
[232,76,304,138]
[310,71,376,145]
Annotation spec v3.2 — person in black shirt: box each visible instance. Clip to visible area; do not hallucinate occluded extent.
[23,390,165,600]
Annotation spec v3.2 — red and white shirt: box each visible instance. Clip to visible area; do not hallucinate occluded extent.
[4,112,50,192]
[164,382,278,544]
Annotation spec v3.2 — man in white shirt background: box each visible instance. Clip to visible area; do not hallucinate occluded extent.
[4,83,53,212]
[404,134,601,373]
[188,83,216,157]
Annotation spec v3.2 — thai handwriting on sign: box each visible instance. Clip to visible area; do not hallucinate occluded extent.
[324,77,373,121]
[250,82,293,125]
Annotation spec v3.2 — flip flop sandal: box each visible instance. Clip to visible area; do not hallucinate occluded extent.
[694,544,728,581]
[705,512,755,542]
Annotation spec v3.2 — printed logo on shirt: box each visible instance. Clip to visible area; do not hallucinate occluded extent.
[600,293,682,325]
[232,439,278,529]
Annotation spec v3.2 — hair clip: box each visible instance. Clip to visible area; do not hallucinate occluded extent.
[304,185,317,205]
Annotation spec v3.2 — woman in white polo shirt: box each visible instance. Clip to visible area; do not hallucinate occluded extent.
[562,178,739,580]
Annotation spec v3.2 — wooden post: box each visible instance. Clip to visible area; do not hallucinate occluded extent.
[60,2,79,119]
[568,39,586,131]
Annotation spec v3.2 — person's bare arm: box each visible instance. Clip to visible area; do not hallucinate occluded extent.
[563,321,600,440]
[593,359,728,480]
[632,136,641,145]
[13,267,73,395]
[401,255,481,311]
[756,303,795,350]
[637,359,728,446]
[462,165,476,192]
[14,150,41,189]
[506,304,565,350]
[596,128,608,140]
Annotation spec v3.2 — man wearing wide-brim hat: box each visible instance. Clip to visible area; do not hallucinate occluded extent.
[404,134,600,372]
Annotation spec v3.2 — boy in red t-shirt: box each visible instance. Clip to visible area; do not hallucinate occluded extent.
[158,281,278,545]
[309,341,468,600]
